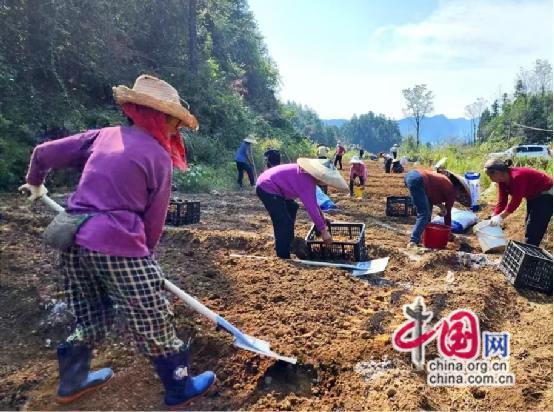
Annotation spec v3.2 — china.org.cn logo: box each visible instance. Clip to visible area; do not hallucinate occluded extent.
[392,296,515,387]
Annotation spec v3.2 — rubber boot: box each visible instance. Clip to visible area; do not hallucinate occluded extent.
[152,348,216,408]
[56,342,114,404]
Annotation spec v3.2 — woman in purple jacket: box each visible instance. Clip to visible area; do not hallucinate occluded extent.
[19,75,215,408]
[256,158,348,258]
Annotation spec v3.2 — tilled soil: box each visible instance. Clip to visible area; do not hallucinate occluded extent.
[0,161,552,411]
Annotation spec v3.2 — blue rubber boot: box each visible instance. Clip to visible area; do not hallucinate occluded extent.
[152,349,216,408]
[56,342,114,404]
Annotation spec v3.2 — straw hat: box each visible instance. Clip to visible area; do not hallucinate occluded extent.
[446,171,472,207]
[350,156,363,164]
[297,158,348,191]
[113,74,199,130]
[244,135,257,144]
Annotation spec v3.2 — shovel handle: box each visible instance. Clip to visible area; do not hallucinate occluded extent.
[164,279,218,324]
[41,195,65,213]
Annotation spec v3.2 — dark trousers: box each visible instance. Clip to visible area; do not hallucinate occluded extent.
[525,193,553,246]
[256,187,299,259]
[384,158,392,173]
[236,161,254,187]
[334,155,343,169]
[349,175,365,196]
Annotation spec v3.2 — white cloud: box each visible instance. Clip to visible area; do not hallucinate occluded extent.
[367,0,552,69]
[275,0,552,119]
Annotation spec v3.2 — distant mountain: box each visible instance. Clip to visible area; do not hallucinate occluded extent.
[321,119,347,128]
[323,115,474,144]
[396,115,473,144]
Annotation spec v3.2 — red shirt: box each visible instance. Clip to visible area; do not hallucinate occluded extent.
[494,167,552,215]
[418,170,457,226]
[349,163,367,180]
[335,145,345,155]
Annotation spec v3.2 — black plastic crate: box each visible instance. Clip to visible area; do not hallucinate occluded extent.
[386,196,417,217]
[499,240,552,294]
[305,222,367,262]
[166,198,201,226]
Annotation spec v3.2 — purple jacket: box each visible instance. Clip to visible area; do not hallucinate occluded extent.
[256,163,325,231]
[26,126,171,257]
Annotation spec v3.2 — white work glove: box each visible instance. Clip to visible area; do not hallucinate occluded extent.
[18,183,48,201]
[490,215,503,226]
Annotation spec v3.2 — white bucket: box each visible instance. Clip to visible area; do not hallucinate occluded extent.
[473,220,508,253]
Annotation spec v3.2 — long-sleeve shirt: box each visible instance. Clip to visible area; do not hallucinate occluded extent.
[418,170,457,226]
[26,126,172,257]
[235,141,252,163]
[494,167,553,215]
[335,146,345,155]
[349,163,367,180]
[256,164,325,231]
[317,146,328,157]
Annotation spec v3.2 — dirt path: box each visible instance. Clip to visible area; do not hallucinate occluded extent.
[0,160,551,410]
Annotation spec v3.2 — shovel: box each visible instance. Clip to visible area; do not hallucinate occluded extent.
[229,253,390,276]
[35,195,297,364]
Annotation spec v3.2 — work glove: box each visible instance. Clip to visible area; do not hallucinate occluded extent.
[18,183,48,201]
[321,228,333,246]
[490,215,503,226]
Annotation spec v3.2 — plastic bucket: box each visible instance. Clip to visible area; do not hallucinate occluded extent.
[473,220,508,253]
[422,223,451,249]
[353,186,364,198]
[464,172,481,211]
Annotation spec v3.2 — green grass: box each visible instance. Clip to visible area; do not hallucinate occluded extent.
[400,142,553,190]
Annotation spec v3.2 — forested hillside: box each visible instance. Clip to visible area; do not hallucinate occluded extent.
[0,0,306,189]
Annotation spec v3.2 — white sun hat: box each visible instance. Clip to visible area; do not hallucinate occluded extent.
[297,158,348,191]
[113,74,198,130]
[243,135,257,144]
[349,156,363,164]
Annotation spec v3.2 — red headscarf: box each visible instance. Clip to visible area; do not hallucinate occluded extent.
[121,103,187,170]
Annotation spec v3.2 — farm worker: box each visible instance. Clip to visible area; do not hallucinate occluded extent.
[334,142,346,169]
[256,158,349,259]
[349,156,367,197]
[379,152,393,173]
[390,143,399,159]
[391,159,405,173]
[18,75,215,408]
[317,144,329,159]
[264,147,281,169]
[484,158,553,246]
[359,147,365,159]
[404,169,471,248]
[235,135,257,187]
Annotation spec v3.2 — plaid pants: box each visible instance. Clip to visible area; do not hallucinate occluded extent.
[60,246,183,357]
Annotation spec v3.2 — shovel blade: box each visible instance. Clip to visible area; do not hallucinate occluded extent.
[233,333,297,364]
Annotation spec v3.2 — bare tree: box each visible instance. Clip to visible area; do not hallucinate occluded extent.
[402,84,434,147]
[517,59,552,95]
[464,97,487,144]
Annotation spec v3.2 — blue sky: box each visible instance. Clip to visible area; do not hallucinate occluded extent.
[248,0,553,120]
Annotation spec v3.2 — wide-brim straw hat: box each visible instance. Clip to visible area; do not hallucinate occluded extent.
[297,158,348,191]
[113,74,199,130]
[350,156,363,164]
[447,171,472,207]
[244,136,257,144]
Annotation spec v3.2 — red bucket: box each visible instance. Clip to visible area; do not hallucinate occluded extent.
[422,223,451,249]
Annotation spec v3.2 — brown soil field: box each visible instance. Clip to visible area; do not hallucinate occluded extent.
[0,160,552,411]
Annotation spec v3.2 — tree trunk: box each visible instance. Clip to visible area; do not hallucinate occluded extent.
[188,0,198,75]
[416,118,420,147]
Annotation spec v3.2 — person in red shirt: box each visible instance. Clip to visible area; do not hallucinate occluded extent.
[484,158,553,246]
[404,169,471,248]
[349,156,367,196]
[334,142,346,170]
